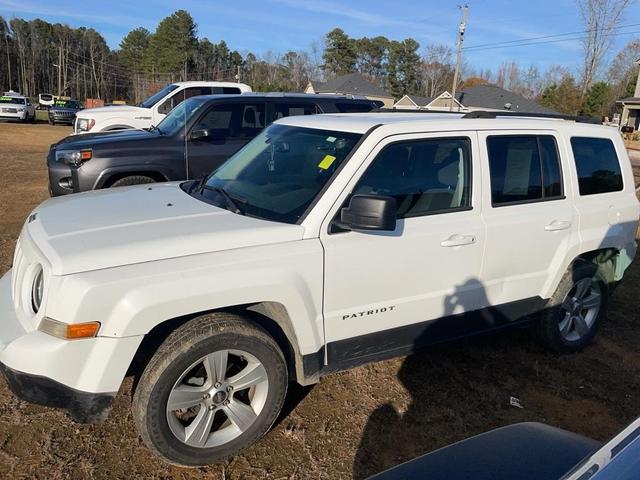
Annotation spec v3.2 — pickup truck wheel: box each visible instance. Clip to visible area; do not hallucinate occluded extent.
[132,313,288,467]
[537,261,608,353]
[109,175,156,188]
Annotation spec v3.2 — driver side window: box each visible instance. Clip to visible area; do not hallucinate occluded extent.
[193,102,266,141]
[353,137,472,218]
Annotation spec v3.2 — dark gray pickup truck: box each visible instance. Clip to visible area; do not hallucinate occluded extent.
[47,93,381,196]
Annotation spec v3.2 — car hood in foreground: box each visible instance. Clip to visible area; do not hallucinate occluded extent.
[25,183,304,275]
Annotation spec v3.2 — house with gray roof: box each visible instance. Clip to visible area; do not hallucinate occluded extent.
[305,73,395,107]
[393,84,555,114]
[617,59,640,130]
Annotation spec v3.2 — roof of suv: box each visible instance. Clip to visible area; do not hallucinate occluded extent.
[274,112,609,134]
[172,81,251,88]
[191,92,379,104]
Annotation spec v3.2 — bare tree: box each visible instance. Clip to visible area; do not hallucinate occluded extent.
[577,0,632,100]
[608,39,640,97]
[421,44,454,97]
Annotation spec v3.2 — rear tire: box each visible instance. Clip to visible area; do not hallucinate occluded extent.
[132,313,288,466]
[536,260,608,353]
[109,175,156,188]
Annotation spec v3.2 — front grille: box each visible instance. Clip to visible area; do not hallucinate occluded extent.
[2,108,17,113]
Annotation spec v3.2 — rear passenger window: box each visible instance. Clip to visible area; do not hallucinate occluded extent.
[487,135,563,206]
[570,137,623,195]
[273,103,321,120]
[353,137,472,218]
[212,87,241,94]
[336,102,376,113]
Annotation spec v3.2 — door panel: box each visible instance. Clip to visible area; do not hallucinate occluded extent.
[478,131,575,306]
[320,132,486,365]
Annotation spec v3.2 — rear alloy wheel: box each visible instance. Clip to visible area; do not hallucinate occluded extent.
[537,261,608,353]
[558,278,603,342]
[133,313,288,466]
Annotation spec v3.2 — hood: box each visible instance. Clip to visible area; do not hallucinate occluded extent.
[78,104,146,117]
[26,183,305,275]
[54,128,158,149]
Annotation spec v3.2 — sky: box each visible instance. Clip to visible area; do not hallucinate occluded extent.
[1,0,640,75]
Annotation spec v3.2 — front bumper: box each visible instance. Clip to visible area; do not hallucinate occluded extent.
[46,153,74,196]
[0,112,27,121]
[0,270,143,423]
[0,363,115,422]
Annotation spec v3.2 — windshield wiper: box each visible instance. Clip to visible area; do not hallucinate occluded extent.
[201,185,246,215]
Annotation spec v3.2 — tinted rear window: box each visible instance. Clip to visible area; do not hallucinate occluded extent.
[336,102,376,113]
[212,87,242,94]
[487,135,564,206]
[570,137,623,195]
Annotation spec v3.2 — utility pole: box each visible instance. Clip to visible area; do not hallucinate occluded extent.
[450,4,468,111]
[54,45,62,96]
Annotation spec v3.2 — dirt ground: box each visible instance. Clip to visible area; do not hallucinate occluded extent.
[0,122,639,479]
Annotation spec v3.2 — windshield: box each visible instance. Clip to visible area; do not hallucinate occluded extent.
[0,96,25,105]
[139,84,179,108]
[53,99,81,109]
[195,124,362,223]
[155,97,207,135]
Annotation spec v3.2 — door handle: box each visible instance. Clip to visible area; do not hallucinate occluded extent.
[544,220,571,232]
[440,234,476,247]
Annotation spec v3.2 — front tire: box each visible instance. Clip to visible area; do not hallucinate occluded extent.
[132,313,288,466]
[536,261,608,353]
[109,175,156,188]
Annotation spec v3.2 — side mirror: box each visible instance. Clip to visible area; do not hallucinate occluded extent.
[339,194,397,231]
[190,129,213,141]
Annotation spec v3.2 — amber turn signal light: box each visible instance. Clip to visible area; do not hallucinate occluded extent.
[39,318,101,340]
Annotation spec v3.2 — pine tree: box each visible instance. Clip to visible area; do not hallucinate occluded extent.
[322,28,356,76]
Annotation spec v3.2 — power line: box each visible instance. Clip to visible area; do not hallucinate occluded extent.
[464,22,640,51]
[464,28,640,52]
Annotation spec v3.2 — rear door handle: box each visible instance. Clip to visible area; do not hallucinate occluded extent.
[441,234,476,247]
[544,220,571,231]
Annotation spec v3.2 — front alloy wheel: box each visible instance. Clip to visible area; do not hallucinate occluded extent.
[166,349,269,448]
[133,313,288,466]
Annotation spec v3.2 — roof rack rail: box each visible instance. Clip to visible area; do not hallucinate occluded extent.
[462,110,601,124]
[371,107,464,114]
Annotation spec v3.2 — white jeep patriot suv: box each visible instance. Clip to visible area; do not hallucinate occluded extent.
[1,111,638,466]
[74,81,252,134]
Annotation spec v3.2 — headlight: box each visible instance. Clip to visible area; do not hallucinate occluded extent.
[31,265,44,313]
[77,118,95,131]
[55,149,92,166]
[16,108,25,112]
